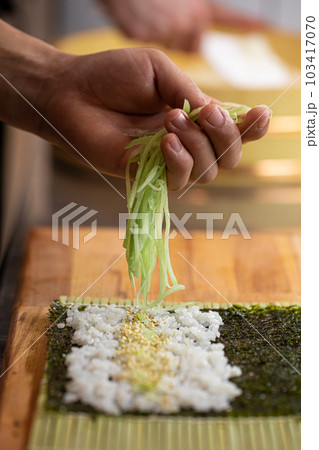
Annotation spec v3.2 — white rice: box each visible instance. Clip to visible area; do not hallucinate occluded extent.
[63,305,241,415]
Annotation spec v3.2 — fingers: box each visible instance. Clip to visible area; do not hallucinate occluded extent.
[162,19,203,52]
[161,104,271,190]
[161,133,194,191]
[164,109,218,183]
[236,106,270,144]
[198,104,243,169]
[209,4,269,31]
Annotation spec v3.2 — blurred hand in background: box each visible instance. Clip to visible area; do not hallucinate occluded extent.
[100,0,267,52]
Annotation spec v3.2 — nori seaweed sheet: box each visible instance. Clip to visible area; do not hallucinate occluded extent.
[46,301,300,417]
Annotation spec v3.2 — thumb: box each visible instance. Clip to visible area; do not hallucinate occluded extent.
[149,49,209,110]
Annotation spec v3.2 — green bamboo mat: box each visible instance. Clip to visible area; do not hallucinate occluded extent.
[58,295,296,310]
[28,297,301,450]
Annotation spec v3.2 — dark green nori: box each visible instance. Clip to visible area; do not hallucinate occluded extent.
[214,304,300,417]
[45,301,300,417]
[46,301,97,413]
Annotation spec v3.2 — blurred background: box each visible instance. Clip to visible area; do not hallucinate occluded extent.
[0,0,300,361]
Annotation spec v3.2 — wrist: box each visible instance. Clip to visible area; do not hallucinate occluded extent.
[0,20,71,136]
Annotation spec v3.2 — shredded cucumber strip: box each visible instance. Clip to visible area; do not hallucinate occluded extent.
[124,100,270,308]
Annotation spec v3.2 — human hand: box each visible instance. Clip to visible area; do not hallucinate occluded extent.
[39,48,270,191]
[100,0,267,52]
[210,3,268,31]
[101,0,210,51]
[0,21,270,192]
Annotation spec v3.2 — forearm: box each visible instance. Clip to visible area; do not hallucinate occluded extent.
[0,20,65,135]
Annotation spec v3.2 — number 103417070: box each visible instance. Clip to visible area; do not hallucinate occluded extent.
[305,16,316,86]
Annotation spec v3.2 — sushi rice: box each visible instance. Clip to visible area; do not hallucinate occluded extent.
[63,305,242,415]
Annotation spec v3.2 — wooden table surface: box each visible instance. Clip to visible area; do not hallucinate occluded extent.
[0,227,300,449]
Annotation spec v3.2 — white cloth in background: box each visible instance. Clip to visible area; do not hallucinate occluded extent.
[201,31,293,89]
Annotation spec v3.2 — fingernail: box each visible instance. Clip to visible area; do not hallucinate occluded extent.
[168,135,183,153]
[257,112,270,129]
[205,106,225,128]
[170,111,188,130]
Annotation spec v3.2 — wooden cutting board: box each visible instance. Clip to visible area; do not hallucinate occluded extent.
[0,227,300,450]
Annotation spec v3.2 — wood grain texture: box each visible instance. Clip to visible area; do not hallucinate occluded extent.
[0,307,48,450]
[0,227,300,450]
[69,227,300,304]
[0,229,71,450]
